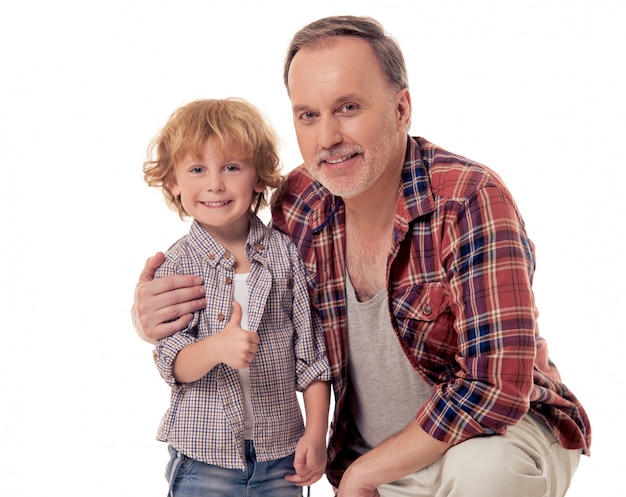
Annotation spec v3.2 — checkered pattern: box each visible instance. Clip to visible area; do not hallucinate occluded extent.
[154,216,331,470]
[271,136,591,476]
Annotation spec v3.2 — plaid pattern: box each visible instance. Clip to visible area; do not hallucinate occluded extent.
[271,136,591,474]
[153,216,331,470]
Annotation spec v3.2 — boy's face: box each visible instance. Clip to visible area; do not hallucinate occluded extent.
[170,136,264,240]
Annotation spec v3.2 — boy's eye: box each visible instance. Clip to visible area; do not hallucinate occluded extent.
[190,166,204,174]
[224,164,240,172]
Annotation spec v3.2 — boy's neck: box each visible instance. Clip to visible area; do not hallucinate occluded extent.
[198,219,251,273]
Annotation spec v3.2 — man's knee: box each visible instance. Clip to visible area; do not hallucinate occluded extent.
[438,435,547,497]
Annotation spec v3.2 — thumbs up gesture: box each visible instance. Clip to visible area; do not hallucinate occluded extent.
[216,301,260,369]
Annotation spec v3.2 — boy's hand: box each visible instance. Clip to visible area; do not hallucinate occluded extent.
[216,302,259,369]
[285,433,327,487]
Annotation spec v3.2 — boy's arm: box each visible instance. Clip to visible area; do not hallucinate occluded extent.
[286,380,331,487]
[172,302,260,383]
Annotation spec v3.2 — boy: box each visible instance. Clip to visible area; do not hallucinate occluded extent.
[143,98,331,496]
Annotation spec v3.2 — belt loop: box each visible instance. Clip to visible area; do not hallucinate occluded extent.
[166,449,184,497]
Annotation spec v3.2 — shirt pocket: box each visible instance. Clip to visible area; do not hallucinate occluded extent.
[391,281,456,376]
[270,274,296,319]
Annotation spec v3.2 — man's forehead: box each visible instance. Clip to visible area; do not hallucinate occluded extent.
[288,40,384,107]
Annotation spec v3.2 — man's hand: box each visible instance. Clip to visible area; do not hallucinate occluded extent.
[335,421,451,497]
[335,463,380,497]
[131,252,206,343]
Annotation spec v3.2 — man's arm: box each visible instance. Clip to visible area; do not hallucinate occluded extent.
[336,420,451,497]
[131,252,206,343]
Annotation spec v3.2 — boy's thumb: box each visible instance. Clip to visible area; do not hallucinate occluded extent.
[229,301,243,325]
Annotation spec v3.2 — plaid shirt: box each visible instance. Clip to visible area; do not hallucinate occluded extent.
[153,216,331,470]
[271,136,591,479]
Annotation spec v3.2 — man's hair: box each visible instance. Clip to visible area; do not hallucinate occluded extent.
[143,98,282,219]
[283,15,409,94]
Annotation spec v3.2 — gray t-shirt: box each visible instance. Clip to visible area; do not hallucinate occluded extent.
[346,273,433,447]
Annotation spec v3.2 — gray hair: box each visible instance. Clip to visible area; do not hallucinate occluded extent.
[283,15,409,94]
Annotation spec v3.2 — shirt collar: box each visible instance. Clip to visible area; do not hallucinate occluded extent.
[187,215,270,267]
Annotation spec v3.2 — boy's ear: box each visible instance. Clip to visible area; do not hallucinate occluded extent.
[167,173,180,195]
[254,177,265,193]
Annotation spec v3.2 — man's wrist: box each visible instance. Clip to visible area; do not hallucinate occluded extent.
[345,455,380,491]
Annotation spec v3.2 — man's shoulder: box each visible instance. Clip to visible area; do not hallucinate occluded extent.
[254,216,296,249]
[415,137,511,202]
[276,165,325,207]
[270,164,335,232]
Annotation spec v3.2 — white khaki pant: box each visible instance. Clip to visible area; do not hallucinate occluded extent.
[378,414,581,497]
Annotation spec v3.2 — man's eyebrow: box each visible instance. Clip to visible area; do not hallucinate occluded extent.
[291,104,311,114]
[292,94,362,114]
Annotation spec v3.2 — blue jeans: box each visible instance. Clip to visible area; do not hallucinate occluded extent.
[165,442,303,497]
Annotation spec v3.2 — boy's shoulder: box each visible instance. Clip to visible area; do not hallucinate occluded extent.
[250,215,297,252]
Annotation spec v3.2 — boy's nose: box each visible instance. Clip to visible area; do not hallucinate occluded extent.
[205,172,225,192]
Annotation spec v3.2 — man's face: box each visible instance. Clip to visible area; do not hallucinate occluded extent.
[287,36,410,199]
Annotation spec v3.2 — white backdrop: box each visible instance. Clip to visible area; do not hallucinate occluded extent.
[1,1,623,495]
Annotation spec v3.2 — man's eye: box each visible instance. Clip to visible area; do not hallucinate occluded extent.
[300,111,316,120]
[342,103,357,112]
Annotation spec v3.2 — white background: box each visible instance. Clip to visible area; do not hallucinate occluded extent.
[1,1,623,495]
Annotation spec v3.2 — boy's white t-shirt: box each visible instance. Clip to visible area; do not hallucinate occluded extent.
[233,273,254,440]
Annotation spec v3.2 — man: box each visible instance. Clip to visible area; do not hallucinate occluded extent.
[134,16,591,497]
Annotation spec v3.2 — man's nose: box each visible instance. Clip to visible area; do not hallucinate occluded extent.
[318,114,342,149]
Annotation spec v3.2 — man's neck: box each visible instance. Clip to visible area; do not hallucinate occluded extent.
[343,166,402,301]
[343,169,401,232]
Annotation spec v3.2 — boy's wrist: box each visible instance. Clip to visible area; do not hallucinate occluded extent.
[302,424,328,444]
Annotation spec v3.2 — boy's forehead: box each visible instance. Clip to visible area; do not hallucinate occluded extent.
[182,136,249,161]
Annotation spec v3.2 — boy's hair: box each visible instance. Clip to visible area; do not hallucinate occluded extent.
[283,15,409,94]
[143,98,283,219]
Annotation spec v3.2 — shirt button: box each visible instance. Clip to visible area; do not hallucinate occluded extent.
[257,244,265,251]
[208,253,215,260]
[287,279,294,289]
[224,251,232,259]
[423,305,433,316]
[225,277,233,285]
[217,313,225,322]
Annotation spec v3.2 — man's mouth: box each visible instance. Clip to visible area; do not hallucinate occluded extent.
[324,153,357,165]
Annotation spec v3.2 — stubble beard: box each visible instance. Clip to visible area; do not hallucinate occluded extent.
[306,119,396,199]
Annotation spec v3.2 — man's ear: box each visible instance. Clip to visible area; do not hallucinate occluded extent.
[395,88,412,131]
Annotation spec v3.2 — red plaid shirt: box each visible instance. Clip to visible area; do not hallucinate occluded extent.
[271,136,591,475]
